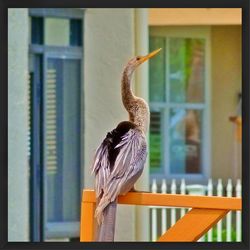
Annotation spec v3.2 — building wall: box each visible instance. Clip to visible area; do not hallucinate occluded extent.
[8,8,29,241]
[149,8,242,26]
[211,25,242,182]
[83,8,138,241]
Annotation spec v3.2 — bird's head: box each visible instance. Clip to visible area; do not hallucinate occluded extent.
[125,48,162,75]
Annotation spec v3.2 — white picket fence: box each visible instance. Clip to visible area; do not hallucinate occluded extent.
[150,178,242,242]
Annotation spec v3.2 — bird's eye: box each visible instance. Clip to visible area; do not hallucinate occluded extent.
[136,56,140,61]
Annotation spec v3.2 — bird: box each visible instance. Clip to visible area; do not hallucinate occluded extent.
[91,48,162,241]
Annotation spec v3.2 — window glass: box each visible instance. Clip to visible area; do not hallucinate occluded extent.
[169,38,205,103]
[150,109,163,172]
[45,58,81,222]
[149,36,166,102]
[45,18,70,46]
[30,16,83,47]
[70,19,82,46]
[31,17,44,44]
[169,108,202,174]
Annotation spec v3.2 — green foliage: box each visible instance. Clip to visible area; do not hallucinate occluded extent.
[150,133,161,169]
[204,228,237,242]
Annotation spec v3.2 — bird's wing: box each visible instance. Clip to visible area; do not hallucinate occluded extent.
[104,129,147,203]
[94,128,147,225]
[91,141,110,199]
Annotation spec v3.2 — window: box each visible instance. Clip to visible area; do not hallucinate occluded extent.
[149,27,210,182]
[28,8,83,241]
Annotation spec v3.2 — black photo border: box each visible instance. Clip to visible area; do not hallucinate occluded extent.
[0,0,249,250]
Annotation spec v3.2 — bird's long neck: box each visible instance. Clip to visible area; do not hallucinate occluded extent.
[121,68,136,110]
[121,67,149,133]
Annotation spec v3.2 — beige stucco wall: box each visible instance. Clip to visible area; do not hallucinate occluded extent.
[83,8,150,241]
[8,8,29,241]
[211,26,242,183]
[149,8,242,26]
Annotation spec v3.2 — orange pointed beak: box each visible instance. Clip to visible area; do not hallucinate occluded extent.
[139,48,162,64]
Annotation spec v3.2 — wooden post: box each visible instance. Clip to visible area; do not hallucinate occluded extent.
[80,200,95,241]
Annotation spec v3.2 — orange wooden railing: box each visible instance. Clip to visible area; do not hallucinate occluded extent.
[80,189,242,242]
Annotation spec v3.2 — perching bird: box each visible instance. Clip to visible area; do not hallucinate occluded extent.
[91,48,162,241]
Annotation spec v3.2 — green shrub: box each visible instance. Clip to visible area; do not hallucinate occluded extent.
[204,228,237,242]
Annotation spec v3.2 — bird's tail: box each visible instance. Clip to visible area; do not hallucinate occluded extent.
[95,200,117,241]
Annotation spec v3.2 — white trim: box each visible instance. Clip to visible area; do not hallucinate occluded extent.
[203,26,212,181]
[165,37,170,177]
[29,8,84,19]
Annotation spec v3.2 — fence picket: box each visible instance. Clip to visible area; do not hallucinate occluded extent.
[161,180,167,234]
[180,179,186,218]
[236,179,242,242]
[151,179,157,241]
[226,179,233,242]
[217,179,223,242]
[207,178,213,242]
[170,179,177,226]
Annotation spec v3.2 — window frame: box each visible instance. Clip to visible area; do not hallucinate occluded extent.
[28,8,84,241]
[29,8,84,19]
[149,26,211,184]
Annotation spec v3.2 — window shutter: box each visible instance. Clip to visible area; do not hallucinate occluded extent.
[45,69,57,175]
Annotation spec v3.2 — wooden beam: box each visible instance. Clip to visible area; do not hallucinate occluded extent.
[82,190,242,211]
[158,208,229,241]
[149,8,242,26]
